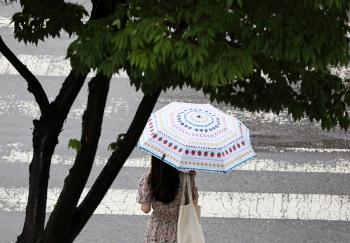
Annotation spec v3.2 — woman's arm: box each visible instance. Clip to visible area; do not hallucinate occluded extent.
[137,172,153,214]
[141,202,151,214]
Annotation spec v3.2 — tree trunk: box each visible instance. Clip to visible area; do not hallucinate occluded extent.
[16,71,87,243]
[65,88,162,242]
[15,0,121,241]
[40,73,111,243]
[17,118,60,243]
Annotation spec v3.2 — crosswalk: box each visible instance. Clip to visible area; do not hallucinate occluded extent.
[0,17,13,28]
[2,146,350,173]
[1,13,350,242]
[0,146,349,221]
[0,54,128,78]
[1,186,349,221]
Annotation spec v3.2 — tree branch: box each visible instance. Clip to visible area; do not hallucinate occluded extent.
[52,71,87,117]
[40,73,111,243]
[0,35,49,114]
[66,87,162,242]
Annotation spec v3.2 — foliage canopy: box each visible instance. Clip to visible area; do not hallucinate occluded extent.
[12,0,350,130]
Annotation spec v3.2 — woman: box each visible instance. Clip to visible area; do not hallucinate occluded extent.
[137,156,199,243]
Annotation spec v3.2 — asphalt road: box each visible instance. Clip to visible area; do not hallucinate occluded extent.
[0,2,349,243]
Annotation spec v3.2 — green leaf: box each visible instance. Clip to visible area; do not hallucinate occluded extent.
[68,138,81,153]
[112,19,121,29]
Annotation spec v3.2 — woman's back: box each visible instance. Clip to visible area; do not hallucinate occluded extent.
[137,171,198,243]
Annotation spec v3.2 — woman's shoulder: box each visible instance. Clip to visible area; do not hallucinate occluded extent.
[139,171,151,185]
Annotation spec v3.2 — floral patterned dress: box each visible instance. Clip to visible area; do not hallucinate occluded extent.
[137,171,199,243]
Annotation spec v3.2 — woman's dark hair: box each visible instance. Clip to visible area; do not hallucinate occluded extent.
[149,156,180,204]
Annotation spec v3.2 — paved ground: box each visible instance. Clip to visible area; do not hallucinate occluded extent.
[0,2,350,243]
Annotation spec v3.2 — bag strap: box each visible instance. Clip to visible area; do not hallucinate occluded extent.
[180,173,193,205]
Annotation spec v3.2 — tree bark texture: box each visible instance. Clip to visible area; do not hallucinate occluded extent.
[14,0,121,241]
[40,73,111,243]
[16,71,87,243]
[65,88,162,242]
[0,28,87,243]
[0,0,126,242]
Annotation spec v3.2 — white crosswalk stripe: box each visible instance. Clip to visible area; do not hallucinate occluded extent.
[2,148,350,174]
[0,17,88,29]
[0,187,349,221]
[0,54,127,78]
[0,17,12,28]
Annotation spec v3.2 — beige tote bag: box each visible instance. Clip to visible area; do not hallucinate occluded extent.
[177,173,205,243]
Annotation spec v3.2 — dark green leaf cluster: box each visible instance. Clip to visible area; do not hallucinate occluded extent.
[12,0,88,44]
[12,0,350,130]
[241,0,350,71]
[206,55,350,130]
[69,0,256,91]
[68,15,123,78]
[68,138,81,153]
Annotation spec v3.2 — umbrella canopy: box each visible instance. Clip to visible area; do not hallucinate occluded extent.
[137,102,256,173]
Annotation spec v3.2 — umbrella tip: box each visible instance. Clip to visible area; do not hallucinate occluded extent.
[161,154,166,160]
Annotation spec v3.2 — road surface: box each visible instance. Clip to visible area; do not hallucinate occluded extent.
[0,2,349,243]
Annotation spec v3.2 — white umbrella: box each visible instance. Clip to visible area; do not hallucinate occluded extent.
[138,102,256,173]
